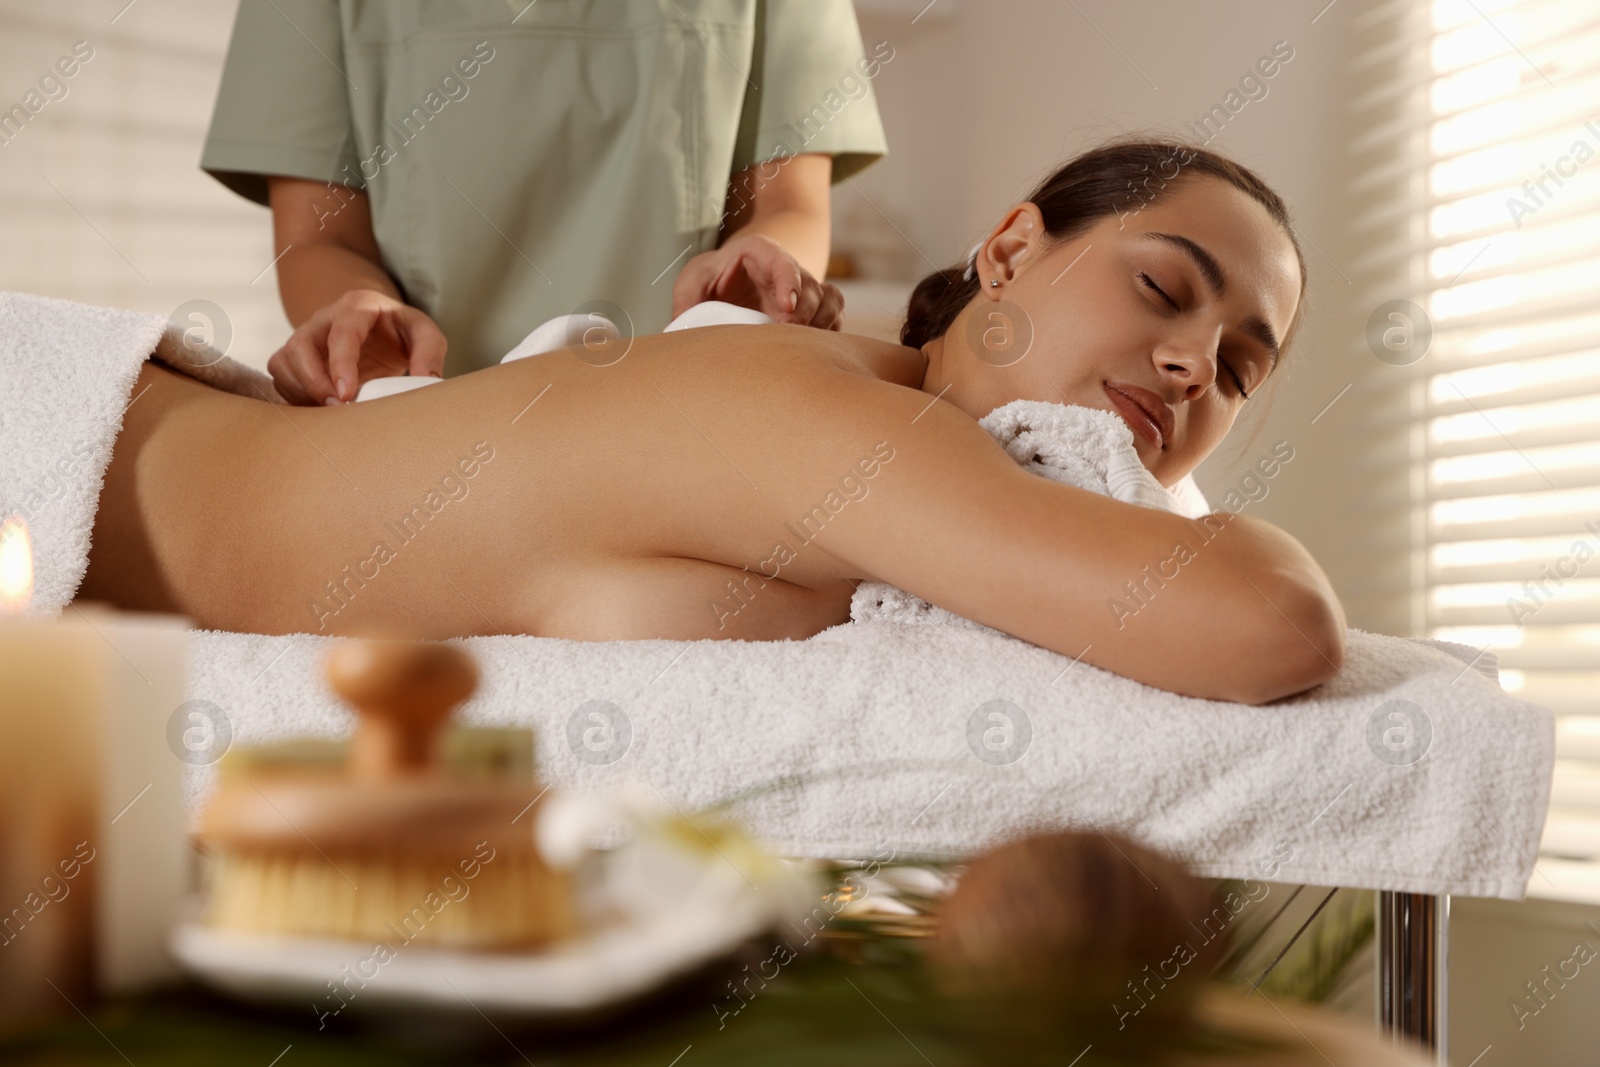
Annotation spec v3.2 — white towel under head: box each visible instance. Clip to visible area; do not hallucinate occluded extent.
[980,399,1206,516]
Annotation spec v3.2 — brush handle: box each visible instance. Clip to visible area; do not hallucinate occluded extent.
[324,639,479,781]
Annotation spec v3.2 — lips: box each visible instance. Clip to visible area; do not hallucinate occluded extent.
[1103,382,1174,451]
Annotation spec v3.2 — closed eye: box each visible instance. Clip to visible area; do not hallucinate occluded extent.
[1139,271,1179,311]
[1138,272,1252,400]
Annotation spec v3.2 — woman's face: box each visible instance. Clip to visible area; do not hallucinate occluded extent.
[921,175,1302,487]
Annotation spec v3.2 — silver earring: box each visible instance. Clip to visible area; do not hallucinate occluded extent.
[989,279,1000,288]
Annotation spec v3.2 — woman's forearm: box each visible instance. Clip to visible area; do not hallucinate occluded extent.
[725,207,831,282]
[719,153,834,281]
[266,176,402,327]
[272,241,401,328]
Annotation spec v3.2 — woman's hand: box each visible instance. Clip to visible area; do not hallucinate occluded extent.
[266,289,448,406]
[671,232,845,330]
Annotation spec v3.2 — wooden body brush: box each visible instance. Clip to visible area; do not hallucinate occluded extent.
[197,639,573,950]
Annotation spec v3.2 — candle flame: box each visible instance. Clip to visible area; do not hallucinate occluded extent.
[0,515,34,613]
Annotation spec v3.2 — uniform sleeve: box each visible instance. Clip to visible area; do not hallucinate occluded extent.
[198,0,360,206]
[730,0,890,183]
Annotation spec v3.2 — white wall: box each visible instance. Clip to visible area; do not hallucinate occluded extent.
[0,1,292,368]
[1448,895,1600,1066]
[848,0,1346,266]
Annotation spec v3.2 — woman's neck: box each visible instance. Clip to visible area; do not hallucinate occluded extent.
[917,336,942,395]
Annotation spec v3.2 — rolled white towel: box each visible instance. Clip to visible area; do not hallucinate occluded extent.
[355,301,771,402]
[349,375,440,402]
[661,300,773,332]
[500,311,622,363]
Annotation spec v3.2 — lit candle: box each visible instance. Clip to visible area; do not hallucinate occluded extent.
[0,515,190,1011]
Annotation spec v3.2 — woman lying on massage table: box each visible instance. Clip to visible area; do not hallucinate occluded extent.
[77,138,1341,706]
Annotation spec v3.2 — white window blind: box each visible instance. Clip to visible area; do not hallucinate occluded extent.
[1357,0,1600,897]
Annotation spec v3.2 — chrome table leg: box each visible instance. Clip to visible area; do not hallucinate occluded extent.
[1378,891,1448,1062]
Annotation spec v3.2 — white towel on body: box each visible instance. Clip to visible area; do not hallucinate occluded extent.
[0,292,280,616]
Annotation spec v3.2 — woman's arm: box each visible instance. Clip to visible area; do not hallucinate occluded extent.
[718,152,833,280]
[810,392,1346,705]
[671,153,843,327]
[264,176,448,404]
[267,177,400,325]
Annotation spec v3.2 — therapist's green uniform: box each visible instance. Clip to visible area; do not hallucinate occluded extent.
[201,0,890,374]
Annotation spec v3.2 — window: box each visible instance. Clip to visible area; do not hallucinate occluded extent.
[1359,0,1600,897]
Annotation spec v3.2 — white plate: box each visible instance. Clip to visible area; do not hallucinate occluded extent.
[169,883,774,1020]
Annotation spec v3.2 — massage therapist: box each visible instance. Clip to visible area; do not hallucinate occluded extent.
[200,0,890,405]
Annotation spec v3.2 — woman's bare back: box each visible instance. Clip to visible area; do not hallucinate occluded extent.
[80,325,939,640]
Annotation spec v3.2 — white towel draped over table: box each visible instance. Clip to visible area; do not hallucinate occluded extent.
[1,291,1555,901]
[188,624,1549,900]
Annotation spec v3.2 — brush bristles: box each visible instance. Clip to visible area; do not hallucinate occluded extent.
[206,850,575,950]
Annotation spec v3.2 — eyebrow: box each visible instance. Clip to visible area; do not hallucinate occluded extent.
[1140,231,1281,372]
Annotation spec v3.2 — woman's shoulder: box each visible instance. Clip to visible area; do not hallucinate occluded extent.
[819,329,929,390]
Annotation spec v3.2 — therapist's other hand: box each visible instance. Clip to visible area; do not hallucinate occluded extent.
[672,233,844,330]
[267,289,448,406]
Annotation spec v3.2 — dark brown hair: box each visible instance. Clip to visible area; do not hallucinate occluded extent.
[900,137,1308,379]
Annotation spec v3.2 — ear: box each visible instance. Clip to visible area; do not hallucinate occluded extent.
[974,202,1046,297]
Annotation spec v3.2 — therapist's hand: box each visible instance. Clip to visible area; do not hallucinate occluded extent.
[672,233,844,330]
[266,289,448,406]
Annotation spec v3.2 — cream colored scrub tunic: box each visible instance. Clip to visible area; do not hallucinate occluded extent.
[201,0,890,374]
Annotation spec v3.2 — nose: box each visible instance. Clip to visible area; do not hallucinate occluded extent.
[1151,329,1221,401]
